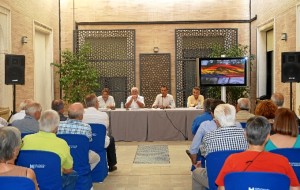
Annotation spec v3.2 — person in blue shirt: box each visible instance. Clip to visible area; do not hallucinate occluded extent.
[191,98,214,135]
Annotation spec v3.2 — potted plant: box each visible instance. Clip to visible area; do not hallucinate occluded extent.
[206,44,254,105]
[52,44,99,103]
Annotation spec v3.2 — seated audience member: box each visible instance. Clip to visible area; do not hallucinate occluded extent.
[0,127,39,190]
[187,87,204,108]
[51,99,68,121]
[21,110,77,190]
[271,92,284,108]
[236,98,255,123]
[152,85,175,109]
[255,100,277,124]
[97,88,115,109]
[192,104,248,190]
[10,99,34,123]
[216,116,300,190]
[82,94,117,172]
[125,87,145,109]
[191,98,214,135]
[58,102,100,171]
[0,117,8,127]
[11,102,42,133]
[188,99,225,163]
[265,108,300,151]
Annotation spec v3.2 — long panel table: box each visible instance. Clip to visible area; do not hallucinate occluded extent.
[109,108,203,141]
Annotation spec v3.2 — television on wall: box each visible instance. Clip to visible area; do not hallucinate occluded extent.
[199,57,247,86]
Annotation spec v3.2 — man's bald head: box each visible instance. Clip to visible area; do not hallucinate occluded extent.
[68,102,84,120]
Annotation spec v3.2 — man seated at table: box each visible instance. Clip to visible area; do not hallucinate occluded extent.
[215,116,300,190]
[152,85,175,109]
[97,88,115,109]
[125,87,145,109]
[187,87,204,108]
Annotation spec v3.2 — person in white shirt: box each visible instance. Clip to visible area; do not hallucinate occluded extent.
[82,93,117,172]
[125,87,145,109]
[97,88,115,109]
[10,99,34,123]
[152,85,175,109]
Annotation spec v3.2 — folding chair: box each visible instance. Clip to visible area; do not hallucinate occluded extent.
[89,123,108,182]
[206,150,242,190]
[16,150,62,190]
[57,134,93,190]
[0,176,35,190]
[224,172,290,190]
[270,148,300,181]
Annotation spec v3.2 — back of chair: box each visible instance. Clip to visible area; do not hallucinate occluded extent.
[206,150,242,190]
[224,172,290,190]
[89,123,108,182]
[16,150,62,190]
[57,134,92,190]
[21,133,34,139]
[240,122,247,128]
[270,148,300,181]
[0,176,35,190]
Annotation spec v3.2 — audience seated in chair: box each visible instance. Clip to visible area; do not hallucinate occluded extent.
[11,102,41,133]
[255,100,277,124]
[215,116,300,190]
[236,98,254,123]
[187,86,204,108]
[82,94,117,172]
[265,108,300,151]
[10,99,34,123]
[51,99,68,121]
[58,102,101,171]
[271,92,285,108]
[152,85,175,109]
[192,104,248,190]
[21,110,77,190]
[0,127,39,190]
[125,87,145,109]
[97,88,116,109]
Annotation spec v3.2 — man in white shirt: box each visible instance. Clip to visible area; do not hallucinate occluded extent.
[97,88,115,109]
[10,99,34,123]
[125,87,145,109]
[152,85,175,109]
[83,93,117,172]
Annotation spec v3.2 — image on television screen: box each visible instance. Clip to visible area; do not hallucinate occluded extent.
[200,57,247,86]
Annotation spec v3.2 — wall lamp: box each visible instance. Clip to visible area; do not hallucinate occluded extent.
[281,33,287,41]
[153,47,159,53]
[21,36,28,44]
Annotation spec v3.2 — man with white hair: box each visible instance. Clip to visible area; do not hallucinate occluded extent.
[236,98,255,123]
[11,102,42,133]
[125,87,145,109]
[10,99,34,122]
[22,110,77,190]
[271,92,284,108]
[192,104,248,190]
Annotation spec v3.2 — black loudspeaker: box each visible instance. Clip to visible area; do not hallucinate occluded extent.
[281,52,300,83]
[5,54,25,85]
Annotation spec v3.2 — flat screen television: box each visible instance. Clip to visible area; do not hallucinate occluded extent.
[199,57,247,86]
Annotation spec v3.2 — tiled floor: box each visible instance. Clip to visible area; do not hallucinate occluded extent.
[93,141,192,190]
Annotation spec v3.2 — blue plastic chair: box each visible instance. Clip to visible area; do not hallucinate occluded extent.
[206,150,242,190]
[240,122,247,128]
[57,134,92,190]
[16,150,62,190]
[21,133,34,139]
[224,172,290,190]
[89,123,108,182]
[0,176,35,190]
[270,148,300,181]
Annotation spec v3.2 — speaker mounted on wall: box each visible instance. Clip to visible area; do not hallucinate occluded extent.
[281,52,300,83]
[5,54,25,85]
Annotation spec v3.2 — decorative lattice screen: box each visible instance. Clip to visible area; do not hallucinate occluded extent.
[74,30,135,107]
[175,28,238,107]
[140,53,171,108]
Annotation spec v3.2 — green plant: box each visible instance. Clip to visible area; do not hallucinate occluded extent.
[52,44,99,103]
[206,44,254,105]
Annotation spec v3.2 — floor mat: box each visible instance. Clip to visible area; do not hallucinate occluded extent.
[133,145,170,164]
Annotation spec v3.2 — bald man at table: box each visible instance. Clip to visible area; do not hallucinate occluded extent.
[152,85,175,109]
